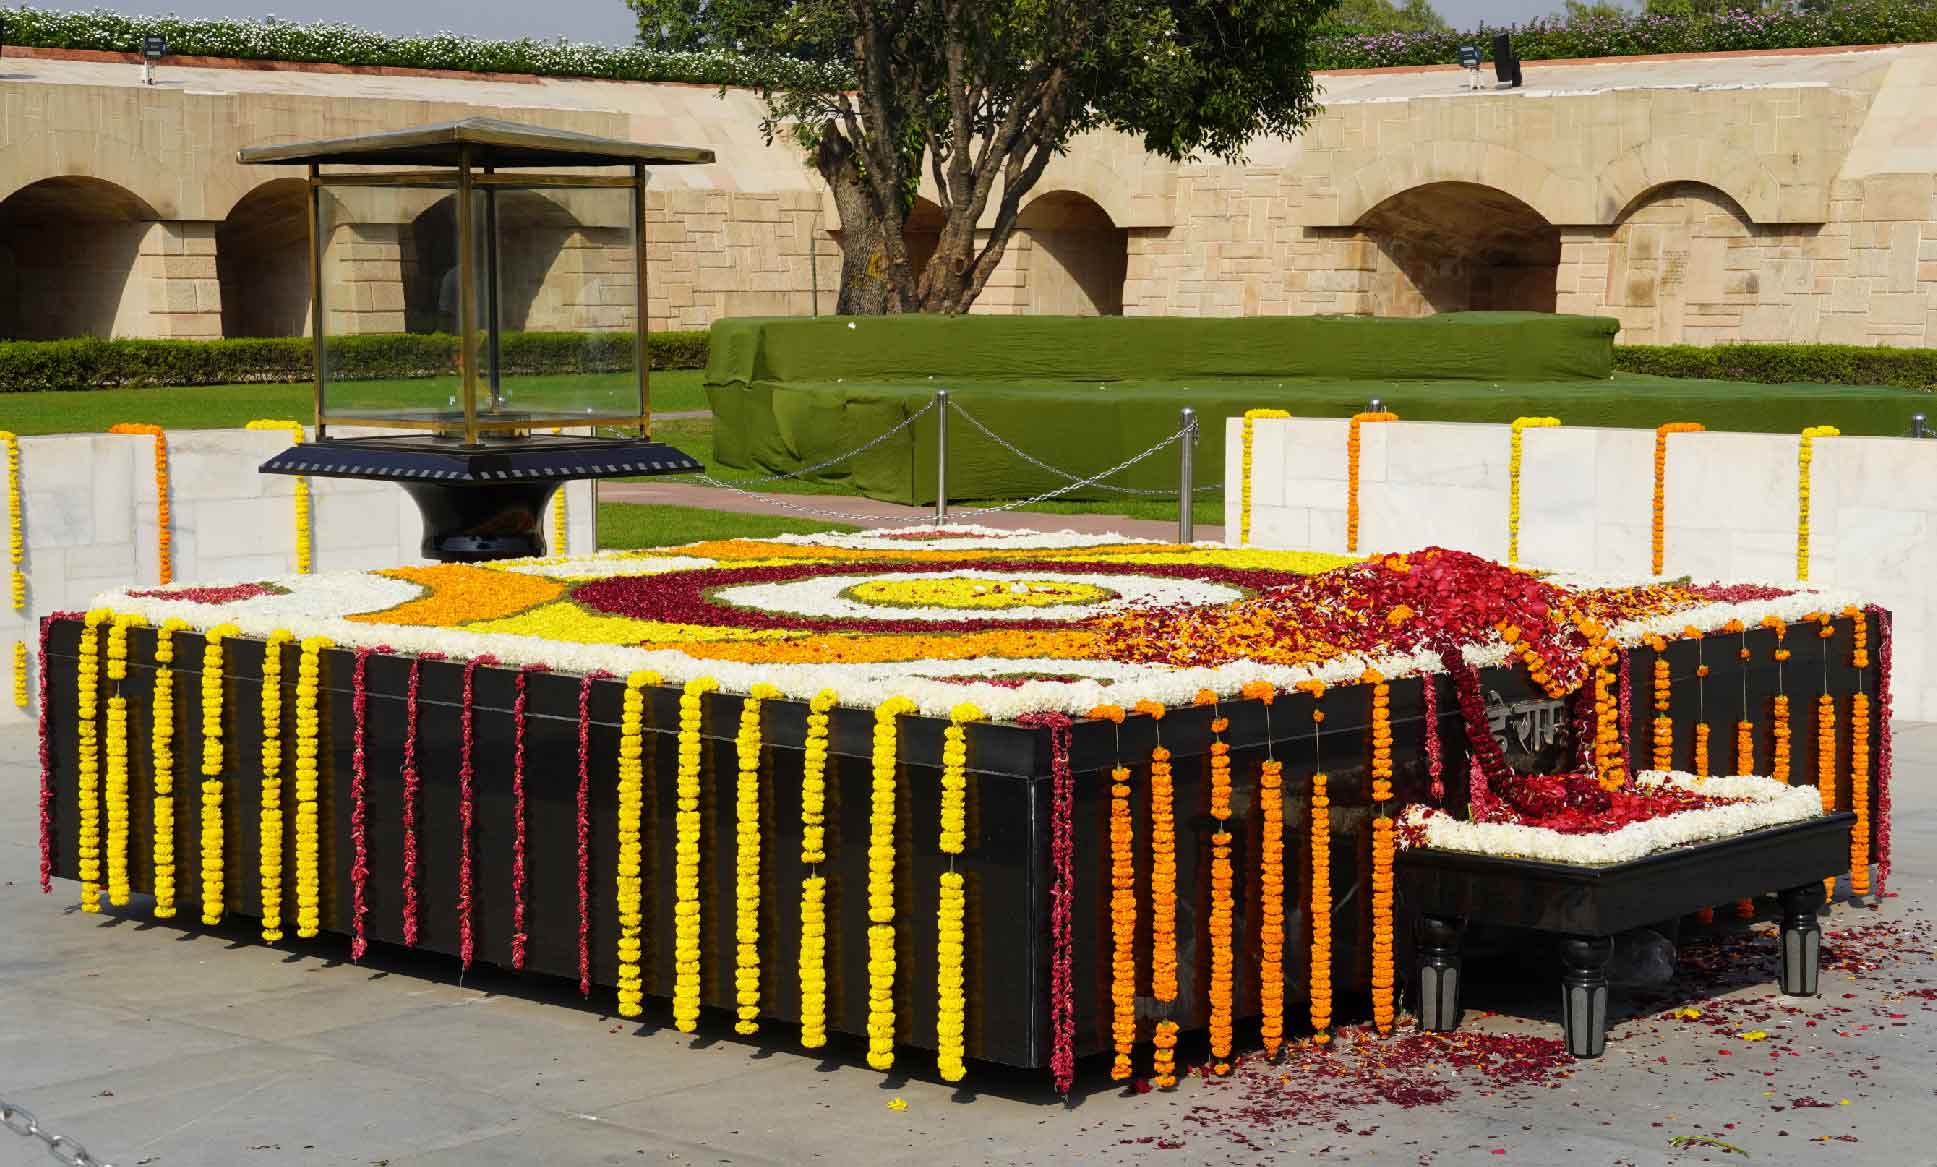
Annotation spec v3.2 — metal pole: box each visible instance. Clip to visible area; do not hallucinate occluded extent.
[483,168,502,412]
[455,145,479,446]
[1915,413,1929,439]
[1178,406,1196,544]
[935,390,949,525]
[306,163,326,439]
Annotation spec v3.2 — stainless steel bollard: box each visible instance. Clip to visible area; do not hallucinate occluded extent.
[935,390,949,525]
[1178,407,1196,543]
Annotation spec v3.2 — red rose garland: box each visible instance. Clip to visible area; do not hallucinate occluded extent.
[348,645,382,961]
[1422,674,1443,803]
[1617,648,1634,761]
[1446,653,1513,790]
[575,670,611,996]
[511,664,548,971]
[1020,711,1076,1096]
[457,654,497,970]
[399,652,440,947]
[37,614,65,893]
[1867,604,1898,887]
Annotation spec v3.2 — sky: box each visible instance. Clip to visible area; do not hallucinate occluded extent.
[42,0,1581,47]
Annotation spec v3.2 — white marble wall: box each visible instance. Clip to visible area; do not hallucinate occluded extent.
[1231,416,1937,720]
[3,428,598,726]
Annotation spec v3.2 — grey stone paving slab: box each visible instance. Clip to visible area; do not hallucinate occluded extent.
[5,726,1936,1166]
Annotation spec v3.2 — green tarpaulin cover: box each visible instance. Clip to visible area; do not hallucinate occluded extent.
[703,315,1930,506]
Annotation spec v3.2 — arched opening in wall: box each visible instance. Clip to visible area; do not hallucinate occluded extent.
[1605,181,1796,346]
[1014,191,1128,315]
[1356,182,1559,315]
[399,191,605,336]
[0,177,156,339]
[217,179,310,337]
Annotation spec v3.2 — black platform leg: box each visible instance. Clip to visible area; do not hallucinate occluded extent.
[1559,935,1614,1059]
[1777,882,1826,997]
[1416,914,1465,1032]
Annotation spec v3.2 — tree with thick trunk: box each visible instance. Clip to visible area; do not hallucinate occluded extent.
[631,0,1340,314]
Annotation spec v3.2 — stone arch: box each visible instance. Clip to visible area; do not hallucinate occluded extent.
[217,178,310,338]
[1599,143,1783,227]
[1336,145,1574,229]
[1353,181,1559,315]
[397,189,625,335]
[1012,190,1128,316]
[0,177,158,339]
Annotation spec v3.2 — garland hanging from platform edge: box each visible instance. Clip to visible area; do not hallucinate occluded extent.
[349,646,377,960]
[1303,680,1333,1046]
[1845,606,1871,897]
[104,612,140,908]
[75,610,106,912]
[674,676,717,1032]
[39,613,72,895]
[151,619,185,920]
[1242,680,1287,1058]
[257,630,290,939]
[457,654,495,968]
[1135,698,1179,1088]
[400,652,441,948]
[245,420,312,575]
[734,682,780,1035]
[798,687,836,1050]
[1196,690,1236,1075]
[1089,702,1137,1081]
[576,670,610,997]
[107,424,173,586]
[512,663,548,971]
[616,669,660,1019]
[2,430,26,708]
[1017,709,1076,1096]
[1506,416,1559,566]
[1346,411,1397,554]
[867,695,918,1070]
[1873,605,1894,894]
[200,623,239,925]
[1238,409,1290,548]
[1367,671,1396,1035]
[937,701,982,1084]
[292,634,328,937]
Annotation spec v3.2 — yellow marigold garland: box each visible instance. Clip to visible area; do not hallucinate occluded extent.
[798,687,837,1050]
[937,701,983,1083]
[1346,410,1398,554]
[292,634,329,937]
[1239,409,1291,547]
[1507,416,1559,565]
[1796,426,1840,581]
[245,420,312,574]
[199,623,239,925]
[104,612,142,908]
[1,430,25,707]
[1196,689,1237,1075]
[615,669,660,1019]
[867,694,918,1070]
[552,485,569,556]
[257,630,292,940]
[150,618,186,919]
[1651,422,1705,576]
[733,682,781,1035]
[108,423,173,585]
[1366,671,1396,1035]
[75,609,108,913]
[674,676,718,1032]
[1242,680,1288,1058]
[1136,697,1180,1087]
[1847,606,1871,897]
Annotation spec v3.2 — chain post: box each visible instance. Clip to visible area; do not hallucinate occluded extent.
[1178,407,1197,544]
[1914,412,1928,440]
[935,389,949,525]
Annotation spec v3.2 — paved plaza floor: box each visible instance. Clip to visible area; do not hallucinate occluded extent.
[5,724,1935,1166]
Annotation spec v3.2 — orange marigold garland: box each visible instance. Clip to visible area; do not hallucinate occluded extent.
[109,423,174,585]
[1239,409,1291,547]
[1768,615,1792,784]
[1346,410,1398,554]
[1090,702,1138,1081]
[1366,671,1396,1035]
[1651,421,1705,576]
[1242,680,1288,1059]
[1649,634,1673,771]
[1196,689,1237,1075]
[1302,679,1333,1046]
[1137,698,1180,1088]
[1847,606,1872,898]
[1817,639,1837,901]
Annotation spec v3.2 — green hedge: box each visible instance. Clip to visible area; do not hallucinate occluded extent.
[0,330,711,392]
[1613,343,1937,393]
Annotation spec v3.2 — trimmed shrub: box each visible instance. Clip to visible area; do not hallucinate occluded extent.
[1614,343,1937,392]
[0,331,711,392]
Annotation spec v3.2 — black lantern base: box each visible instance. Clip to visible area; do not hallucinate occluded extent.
[1400,814,1855,1058]
[261,433,703,562]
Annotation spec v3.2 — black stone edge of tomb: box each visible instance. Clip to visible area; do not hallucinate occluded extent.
[39,611,1884,1073]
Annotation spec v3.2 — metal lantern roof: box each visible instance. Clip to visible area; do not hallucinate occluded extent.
[237,116,716,169]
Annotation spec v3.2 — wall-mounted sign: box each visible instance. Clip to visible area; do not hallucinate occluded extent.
[142,34,166,60]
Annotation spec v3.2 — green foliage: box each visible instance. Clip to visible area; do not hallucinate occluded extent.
[1562,0,1633,22]
[1613,342,1937,392]
[0,331,710,393]
[1327,0,1450,36]
[596,502,854,549]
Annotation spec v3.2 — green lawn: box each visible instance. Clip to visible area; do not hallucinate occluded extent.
[596,501,852,548]
[650,417,1225,526]
[0,370,710,435]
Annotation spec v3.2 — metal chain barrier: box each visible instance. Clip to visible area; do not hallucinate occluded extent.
[2,1099,115,1167]
[712,395,939,486]
[945,398,1220,495]
[953,426,1193,517]
[692,473,940,526]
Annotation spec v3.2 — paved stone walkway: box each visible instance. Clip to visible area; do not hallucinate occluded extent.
[5,724,1933,1165]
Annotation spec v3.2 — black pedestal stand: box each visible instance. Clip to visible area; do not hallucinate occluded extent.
[261,433,703,562]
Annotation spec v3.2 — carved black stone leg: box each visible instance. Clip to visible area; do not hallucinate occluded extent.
[1416,914,1465,1032]
[1559,935,1614,1059]
[1777,882,1827,997]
